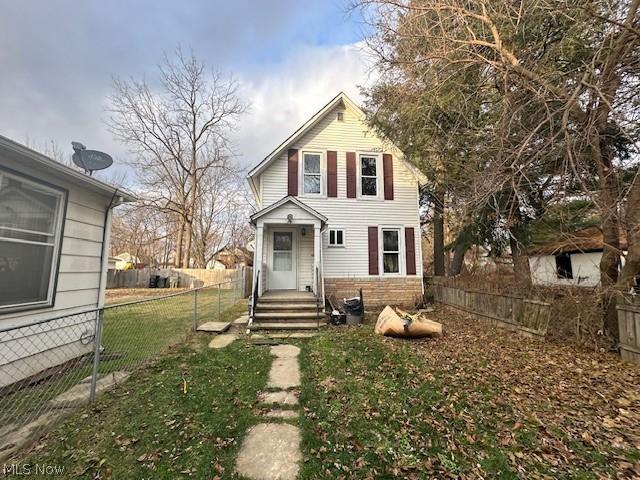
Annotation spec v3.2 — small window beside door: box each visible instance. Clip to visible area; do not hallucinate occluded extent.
[328,229,345,247]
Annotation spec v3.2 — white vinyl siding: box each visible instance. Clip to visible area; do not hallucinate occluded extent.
[259,104,423,279]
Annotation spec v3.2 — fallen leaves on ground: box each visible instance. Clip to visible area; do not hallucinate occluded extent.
[300,306,640,479]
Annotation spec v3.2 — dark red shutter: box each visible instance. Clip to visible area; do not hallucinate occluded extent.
[368,226,379,275]
[327,150,337,198]
[405,227,416,275]
[288,149,298,196]
[383,153,394,200]
[346,152,356,198]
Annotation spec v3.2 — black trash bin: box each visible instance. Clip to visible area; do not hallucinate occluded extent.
[343,293,364,325]
[156,276,167,288]
[149,275,160,288]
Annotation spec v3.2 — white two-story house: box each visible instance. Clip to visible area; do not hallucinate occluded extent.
[247,92,425,322]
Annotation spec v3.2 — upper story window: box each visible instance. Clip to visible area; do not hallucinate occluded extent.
[0,168,66,312]
[302,151,323,195]
[359,154,379,197]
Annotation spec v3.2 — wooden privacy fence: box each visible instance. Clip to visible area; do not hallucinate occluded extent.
[617,298,640,365]
[107,267,252,297]
[431,278,552,337]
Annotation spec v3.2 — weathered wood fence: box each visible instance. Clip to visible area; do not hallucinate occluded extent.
[617,297,640,365]
[107,267,253,297]
[431,277,552,337]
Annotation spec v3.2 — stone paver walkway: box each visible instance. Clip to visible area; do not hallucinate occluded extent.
[236,344,302,480]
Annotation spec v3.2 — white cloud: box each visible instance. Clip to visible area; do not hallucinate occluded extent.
[232,42,375,169]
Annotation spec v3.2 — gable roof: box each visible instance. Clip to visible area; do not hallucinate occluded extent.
[246,92,426,193]
[250,195,328,225]
[0,135,136,204]
[527,226,628,256]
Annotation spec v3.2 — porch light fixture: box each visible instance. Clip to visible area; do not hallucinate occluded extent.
[287,213,293,224]
[301,227,306,236]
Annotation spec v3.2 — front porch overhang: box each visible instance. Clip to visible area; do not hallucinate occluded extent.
[249,195,327,228]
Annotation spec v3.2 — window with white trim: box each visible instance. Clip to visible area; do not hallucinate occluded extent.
[0,169,66,312]
[359,154,378,197]
[328,229,344,247]
[382,229,400,274]
[302,152,322,195]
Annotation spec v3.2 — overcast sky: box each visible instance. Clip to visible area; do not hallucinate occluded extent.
[0,0,375,183]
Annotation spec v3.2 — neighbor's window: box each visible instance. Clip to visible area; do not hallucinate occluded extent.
[382,229,400,274]
[360,155,378,197]
[555,253,573,279]
[0,169,66,311]
[328,229,344,247]
[302,152,322,195]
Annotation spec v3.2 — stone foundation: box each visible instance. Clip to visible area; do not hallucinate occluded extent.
[324,277,423,308]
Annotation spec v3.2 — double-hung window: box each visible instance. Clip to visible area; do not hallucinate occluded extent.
[0,169,66,312]
[360,154,378,197]
[382,229,400,274]
[302,152,322,195]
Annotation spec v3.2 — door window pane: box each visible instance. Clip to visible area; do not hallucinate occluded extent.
[273,251,293,271]
[273,232,292,251]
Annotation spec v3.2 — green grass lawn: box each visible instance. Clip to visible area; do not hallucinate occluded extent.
[11,305,640,479]
[16,335,270,479]
[0,289,245,429]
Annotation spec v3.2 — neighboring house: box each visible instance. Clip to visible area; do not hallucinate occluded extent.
[0,136,135,388]
[207,245,253,270]
[107,256,118,270]
[247,92,426,310]
[527,226,627,287]
[113,252,142,270]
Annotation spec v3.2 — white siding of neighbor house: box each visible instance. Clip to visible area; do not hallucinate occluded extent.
[257,102,423,279]
[529,252,603,287]
[0,153,115,387]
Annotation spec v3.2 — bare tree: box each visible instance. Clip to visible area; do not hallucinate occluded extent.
[106,47,246,267]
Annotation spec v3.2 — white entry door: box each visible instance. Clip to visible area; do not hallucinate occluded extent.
[270,230,297,290]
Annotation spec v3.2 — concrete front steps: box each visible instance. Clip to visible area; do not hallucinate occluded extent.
[250,290,326,332]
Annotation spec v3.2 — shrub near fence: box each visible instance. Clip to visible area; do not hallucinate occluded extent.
[431,276,552,337]
[0,277,245,462]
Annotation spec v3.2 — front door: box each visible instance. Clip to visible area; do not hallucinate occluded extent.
[270,230,297,290]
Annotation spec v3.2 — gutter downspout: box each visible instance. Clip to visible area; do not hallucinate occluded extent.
[97,190,120,309]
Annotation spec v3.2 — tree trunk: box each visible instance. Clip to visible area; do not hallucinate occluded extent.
[175,217,185,268]
[448,226,472,276]
[183,216,193,268]
[433,185,445,276]
[509,227,532,287]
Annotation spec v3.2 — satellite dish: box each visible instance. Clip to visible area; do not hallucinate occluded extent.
[71,142,113,175]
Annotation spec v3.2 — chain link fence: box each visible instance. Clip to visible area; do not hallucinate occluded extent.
[0,276,244,461]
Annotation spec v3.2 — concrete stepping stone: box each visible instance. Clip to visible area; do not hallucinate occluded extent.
[208,333,237,349]
[49,371,130,408]
[236,423,301,480]
[233,315,249,325]
[263,409,298,419]
[258,390,299,406]
[196,321,231,333]
[270,344,300,359]
[267,357,300,389]
[257,332,317,339]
